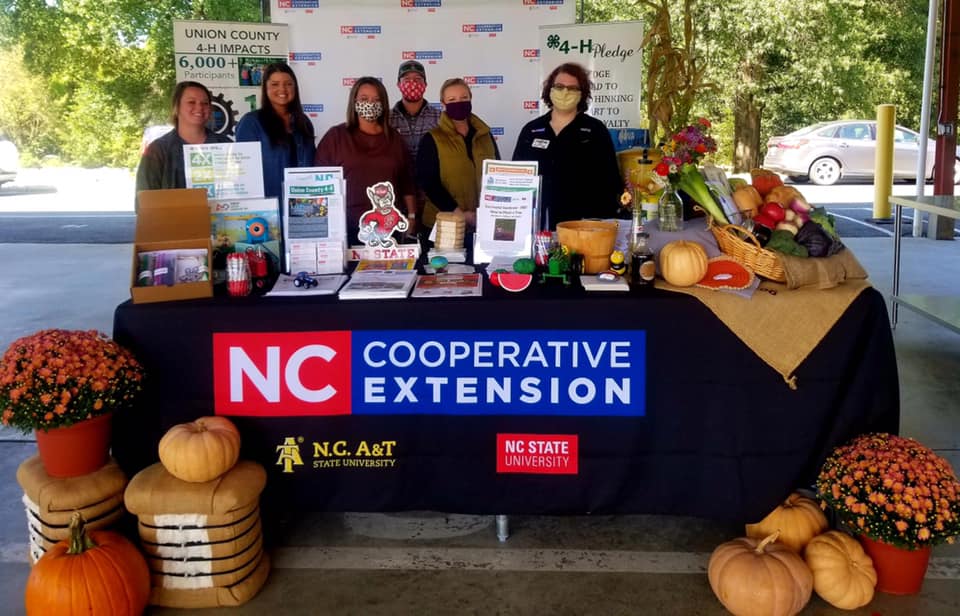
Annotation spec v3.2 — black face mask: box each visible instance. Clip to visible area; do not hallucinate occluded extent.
[445,101,472,121]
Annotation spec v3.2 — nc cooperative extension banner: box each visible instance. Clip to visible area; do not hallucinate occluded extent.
[271,0,577,156]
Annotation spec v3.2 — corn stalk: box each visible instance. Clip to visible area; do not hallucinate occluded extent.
[640,0,715,143]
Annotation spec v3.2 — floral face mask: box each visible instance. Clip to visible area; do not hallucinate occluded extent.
[355,100,383,122]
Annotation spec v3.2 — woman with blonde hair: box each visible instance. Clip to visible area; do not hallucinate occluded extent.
[416,78,500,232]
[315,77,416,244]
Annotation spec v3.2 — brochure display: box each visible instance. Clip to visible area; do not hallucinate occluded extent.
[474,163,540,265]
[282,167,347,275]
[209,198,283,278]
[183,142,265,199]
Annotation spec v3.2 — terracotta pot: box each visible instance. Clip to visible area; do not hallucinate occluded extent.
[34,413,112,478]
[859,535,931,595]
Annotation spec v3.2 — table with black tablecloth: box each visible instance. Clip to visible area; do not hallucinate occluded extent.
[111,283,898,523]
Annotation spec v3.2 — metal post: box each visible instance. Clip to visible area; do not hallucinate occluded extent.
[872,104,895,222]
[915,0,939,237]
[496,514,510,542]
[932,0,960,239]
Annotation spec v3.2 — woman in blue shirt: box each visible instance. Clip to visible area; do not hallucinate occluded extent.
[235,63,316,198]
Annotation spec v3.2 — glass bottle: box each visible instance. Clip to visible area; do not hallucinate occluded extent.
[630,232,655,290]
[658,185,684,232]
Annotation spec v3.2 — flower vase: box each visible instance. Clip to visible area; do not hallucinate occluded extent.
[658,185,684,232]
[34,413,112,478]
[859,535,931,595]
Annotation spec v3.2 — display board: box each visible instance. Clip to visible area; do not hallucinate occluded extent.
[270,0,577,156]
[173,20,290,137]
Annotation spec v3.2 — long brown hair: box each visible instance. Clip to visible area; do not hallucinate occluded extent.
[346,77,393,139]
[258,63,314,145]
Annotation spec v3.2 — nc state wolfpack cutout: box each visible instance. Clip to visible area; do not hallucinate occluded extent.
[358,181,408,248]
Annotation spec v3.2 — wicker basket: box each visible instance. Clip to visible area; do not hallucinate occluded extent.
[707,217,786,282]
[556,220,619,274]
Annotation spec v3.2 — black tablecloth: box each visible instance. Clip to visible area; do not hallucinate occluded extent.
[111,283,898,523]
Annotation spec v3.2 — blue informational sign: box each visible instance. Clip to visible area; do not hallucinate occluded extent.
[351,330,645,416]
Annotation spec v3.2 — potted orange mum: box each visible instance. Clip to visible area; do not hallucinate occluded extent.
[817,432,960,595]
[0,329,144,477]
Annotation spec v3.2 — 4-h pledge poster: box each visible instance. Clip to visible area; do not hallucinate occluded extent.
[271,0,576,156]
[539,21,645,150]
[174,20,290,138]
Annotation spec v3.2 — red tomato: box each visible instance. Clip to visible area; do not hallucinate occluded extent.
[759,202,786,223]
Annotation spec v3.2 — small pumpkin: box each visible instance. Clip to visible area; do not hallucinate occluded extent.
[26,512,150,616]
[708,531,813,616]
[159,416,241,483]
[804,531,876,610]
[659,240,708,287]
[745,492,829,553]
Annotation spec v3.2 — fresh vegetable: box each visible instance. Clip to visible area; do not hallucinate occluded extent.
[795,221,840,257]
[753,213,776,230]
[708,531,813,616]
[732,185,763,218]
[660,240,709,287]
[776,221,800,236]
[745,492,829,553]
[766,185,807,209]
[750,168,785,198]
[675,163,729,224]
[767,230,808,257]
[809,207,839,239]
[804,531,877,610]
[788,197,812,214]
[728,177,748,191]
[760,202,786,223]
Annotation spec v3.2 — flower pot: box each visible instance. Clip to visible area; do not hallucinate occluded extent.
[34,413,112,478]
[859,535,931,595]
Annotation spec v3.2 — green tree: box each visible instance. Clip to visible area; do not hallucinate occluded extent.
[0,45,60,164]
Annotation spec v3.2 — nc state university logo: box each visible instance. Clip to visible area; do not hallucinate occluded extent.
[213,332,352,416]
[358,181,407,248]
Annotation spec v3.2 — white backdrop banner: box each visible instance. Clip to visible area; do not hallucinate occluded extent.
[539,21,644,151]
[270,0,576,156]
[173,20,290,137]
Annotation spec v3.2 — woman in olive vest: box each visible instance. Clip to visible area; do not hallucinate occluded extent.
[416,78,500,231]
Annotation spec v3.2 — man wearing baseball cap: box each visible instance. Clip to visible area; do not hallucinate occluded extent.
[390,60,441,232]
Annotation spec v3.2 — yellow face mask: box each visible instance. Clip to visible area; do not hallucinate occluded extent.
[549,88,581,112]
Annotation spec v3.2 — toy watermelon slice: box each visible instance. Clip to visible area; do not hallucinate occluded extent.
[496,273,533,292]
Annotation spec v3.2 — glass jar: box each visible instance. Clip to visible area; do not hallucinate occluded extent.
[658,185,684,232]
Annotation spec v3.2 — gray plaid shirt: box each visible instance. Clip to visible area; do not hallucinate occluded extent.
[390,100,441,164]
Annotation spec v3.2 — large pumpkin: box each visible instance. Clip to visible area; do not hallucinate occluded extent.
[25,512,150,616]
[708,531,813,616]
[659,240,708,287]
[158,416,241,482]
[804,531,877,609]
[745,492,828,552]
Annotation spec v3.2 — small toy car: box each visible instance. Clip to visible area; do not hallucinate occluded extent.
[292,271,318,288]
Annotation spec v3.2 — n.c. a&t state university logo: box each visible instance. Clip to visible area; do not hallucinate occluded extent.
[276,437,304,473]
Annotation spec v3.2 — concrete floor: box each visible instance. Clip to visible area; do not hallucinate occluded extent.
[0,235,958,615]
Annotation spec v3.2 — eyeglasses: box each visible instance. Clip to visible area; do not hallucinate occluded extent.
[551,84,581,92]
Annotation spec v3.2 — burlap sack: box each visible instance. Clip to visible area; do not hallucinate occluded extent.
[150,537,263,589]
[23,491,125,529]
[17,456,127,515]
[24,493,125,564]
[149,553,270,609]
[137,502,260,542]
[141,517,261,561]
[125,461,266,516]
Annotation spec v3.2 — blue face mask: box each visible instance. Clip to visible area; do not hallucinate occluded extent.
[445,101,472,121]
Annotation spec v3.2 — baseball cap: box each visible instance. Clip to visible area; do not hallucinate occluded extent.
[398,60,426,81]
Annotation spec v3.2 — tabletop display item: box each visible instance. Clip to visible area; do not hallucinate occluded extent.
[817,432,960,594]
[653,118,728,228]
[434,211,466,251]
[226,252,251,297]
[556,220,619,274]
[358,181,408,248]
[0,329,144,477]
[659,240,708,287]
[695,256,756,291]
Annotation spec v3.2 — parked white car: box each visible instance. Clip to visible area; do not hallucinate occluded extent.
[0,138,19,186]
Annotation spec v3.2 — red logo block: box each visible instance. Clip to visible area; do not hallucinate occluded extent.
[496,434,578,475]
[213,332,352,417]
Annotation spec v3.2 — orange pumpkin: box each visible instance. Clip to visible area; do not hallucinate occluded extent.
[25,512,150,616]
[804,531,877,609]
[708,531,813,616]
[750,168,784,198]
[659,240,708,287]
[745,492,828,552]
[158,416,241,482]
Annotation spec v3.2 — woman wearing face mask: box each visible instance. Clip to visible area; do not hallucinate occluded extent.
[235,63,316,199]
[315,77,416,244]
[512,62,622,230]
[416,78,500,232]
[135,81,232,198]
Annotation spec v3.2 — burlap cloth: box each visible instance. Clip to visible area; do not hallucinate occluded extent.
[125,461,266,516]
[658,250,872,389]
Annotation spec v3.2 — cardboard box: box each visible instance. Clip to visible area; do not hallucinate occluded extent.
[132,189,213,304]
